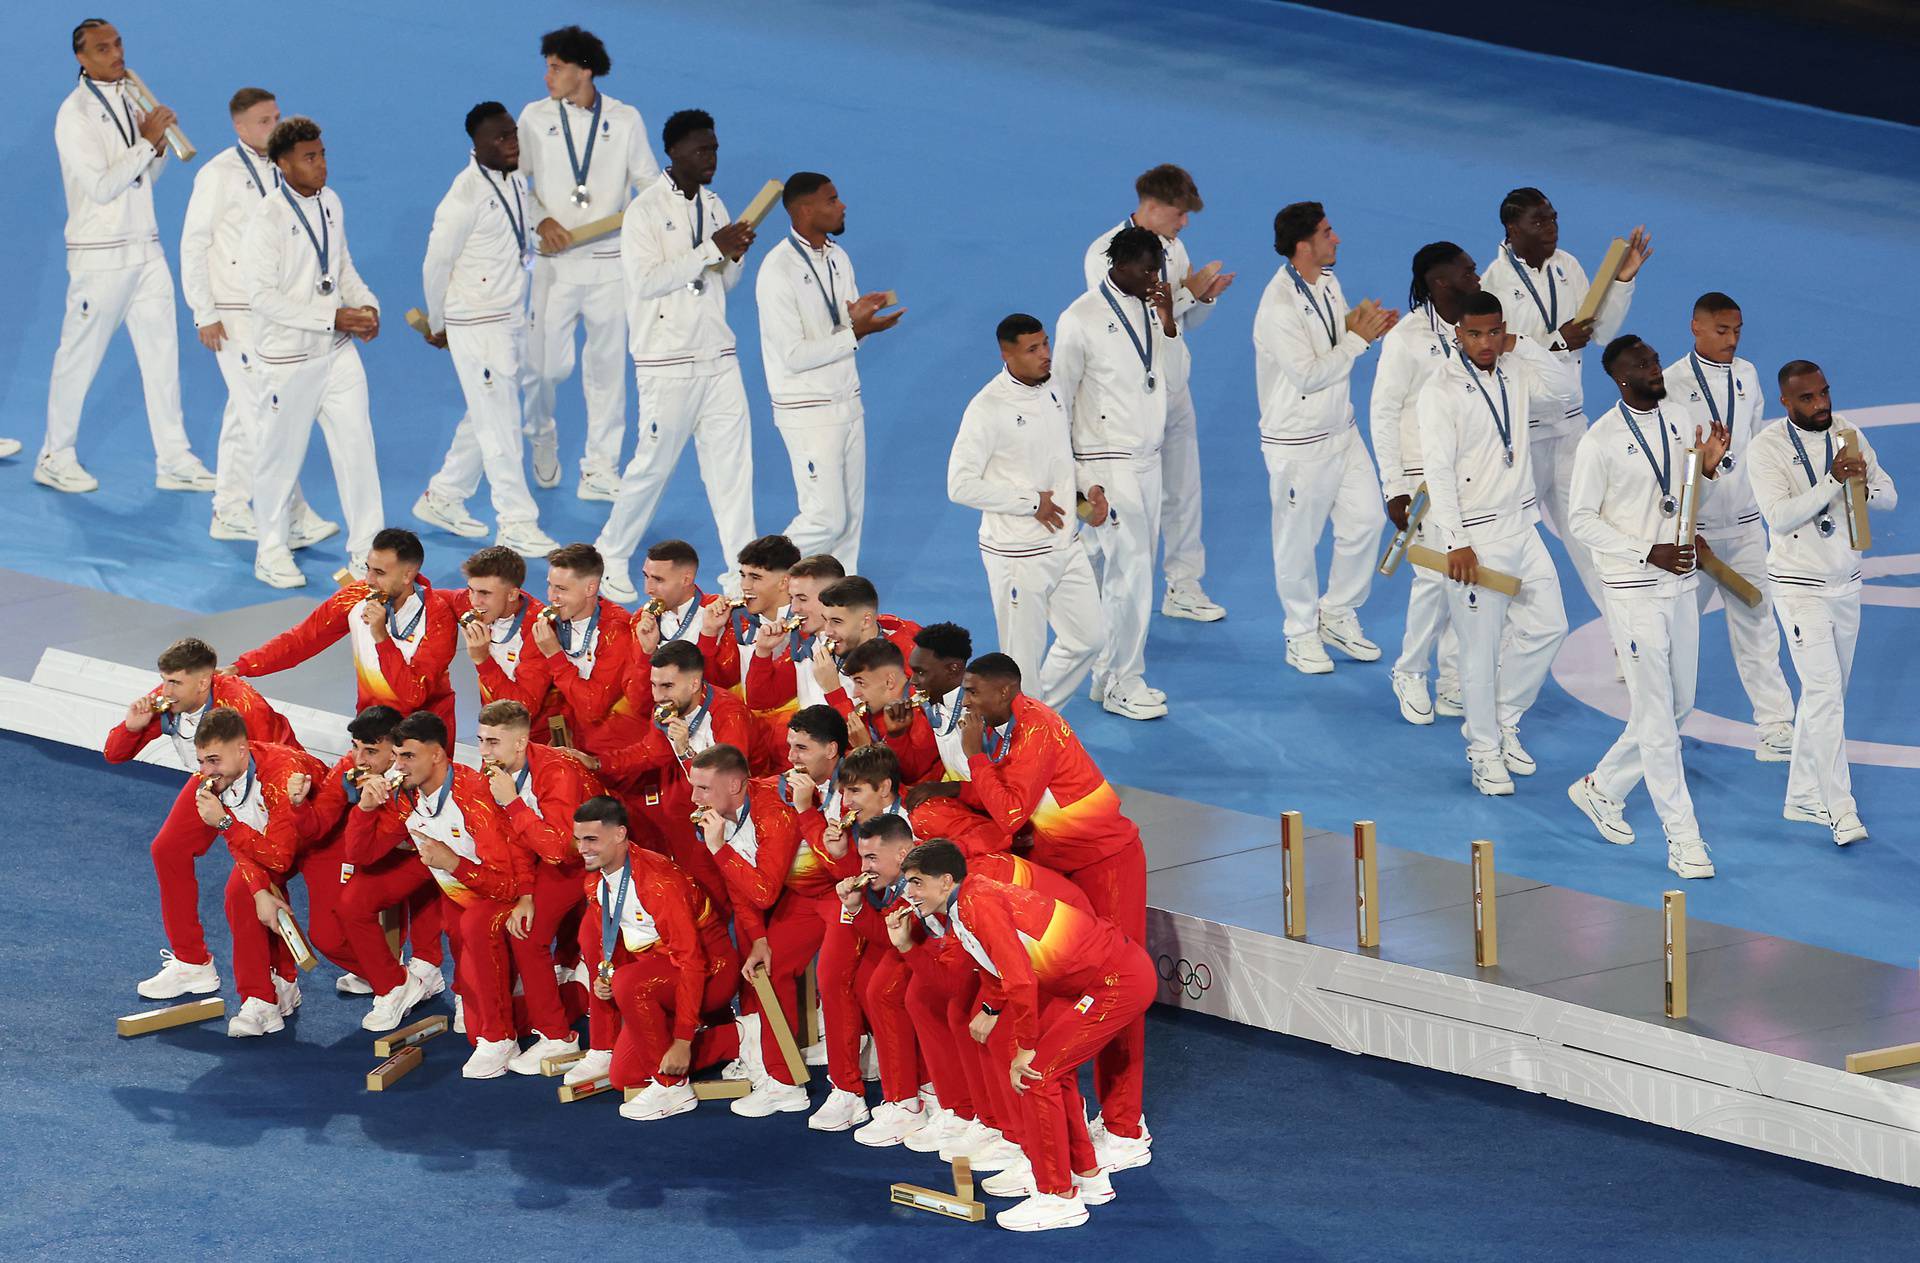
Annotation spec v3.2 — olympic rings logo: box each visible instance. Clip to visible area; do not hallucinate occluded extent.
[1156,953,1213,999]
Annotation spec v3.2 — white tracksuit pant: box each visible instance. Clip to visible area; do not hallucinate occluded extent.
[1160,382,1205,589]
[43,256,193,469]
[982,534,1105,710]
[1695,522,1794,728]
[209,310,263,520]
[1085,455,1163,694]
[1776,592,1861,817]
[254,342,383,561]
[523,261,628,478]
[1263,427,1381,638]
[1392,519,1460,686]
[776,401,866,572]
[1592,591,1702,839]
[1446,528,1567,758]
[597,366,756,576]
[1530,429,1607,613]
[425,318,540,524]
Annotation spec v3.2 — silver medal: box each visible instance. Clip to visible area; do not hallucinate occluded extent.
[1145,372,1157,394]
[1720,454,1736,474]
[317,275,335,296]
[1659,494,1678,517]
[1817,515,1837,537]
[571,184,591,208]
[1503,449,1514,467]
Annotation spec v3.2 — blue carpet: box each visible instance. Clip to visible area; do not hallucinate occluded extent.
[5,730,1920,1260]
[0,2,1914,970]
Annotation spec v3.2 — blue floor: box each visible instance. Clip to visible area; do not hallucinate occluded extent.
[5,729,1920,1260]
[0,0,1913,1031]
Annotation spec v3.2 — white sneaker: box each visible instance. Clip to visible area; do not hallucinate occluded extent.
[463,1037,519,1079]
[1500,728,1536,776]
[1094,1127,1153,1173]
[254,550,307,590]
[600,565,639,606]
[1667,836,1716,879]
[1075,1170,1116,1205]
[346,553,369,580]
[155,455,217,492]
[137,950,220,1000]
[940,1119,997,1162]
[808,1086,870,1132]
[210,508,256,541]
[453,994,466,1035]
[982,1160,1036,1198]
[1087,1114,1150,1146]
[1319,609,1381,661]
[854,1099,927,1147]
[965,1135,1026,1173]
[335,973,374,996]
[620,1080,698,1121]
[1832,811,1869,846]
[1285,633,1335,676]
[1434,681,1464,717]
[997,1191,1088,1233]
[1783,800,1831,826]
[577,470,619,502]
[497,519,560,555]
[918,1082,940,1111]
[731,1079,809,1117]
[407,957,446,1000]
[532,440,561,489]
[289,505,340,550]
[1391,672,1434,725]
[0,437,20,459]
[860,1035,880,1082]
[1102,679,1168,721]
[563,1048,614,1086]
[904,1107,963,1153]
[801,1040,827,1067]
[734,1013,767,1082]
[34,452,98,493]
[412,491,488,538]
[1161,582,1226,622]
[362,973,427,1032]
[1471,753,1514,797]
[226,995,285,1038]
[1568,777,1634,845]
[719,1057,751,1082]
[273,975,302,1017]
[508,1033,580,1076]
[1754,722,1793,762]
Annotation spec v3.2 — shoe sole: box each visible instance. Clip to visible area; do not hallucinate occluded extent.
[854,1130,915,1148]
[1321,635,1382,662]
[1474,776,1515,797]
[34,474,97,493]
[1161,605,1225,623]
[1782,806,1831,825]
[1503,758,1536,777]
[808,1114,870,1132]
[1286,655,1334,676]
[621,1100,699,1122]
[1668,863,1716,879]
[291,524,341,550]
[1099,1148,1153,1173]
[255,571,307,589]
[1001,1210,1090,1232]
[1566,782,1634,845]
[412,508,489,539]
[1834,829,1868,846]
[156,478,216,492]
[1394,691,1435,725]
[1102,702,1168,721]
[210,524,256,541]
[576,487,617,502]
[137,981,221,1000]
[1434,703,1464,717]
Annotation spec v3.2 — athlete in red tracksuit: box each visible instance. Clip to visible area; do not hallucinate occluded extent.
[902,846,1154,1218]
[105,638,303,995]
[531,546,646,754]
[230,566,460,735]
[458,545,555,731]
[743,607,920,751]
[574,799,741,1107]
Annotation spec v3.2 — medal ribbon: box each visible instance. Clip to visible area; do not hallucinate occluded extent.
[1285,263,1338,347]
[599,860,632,966]
[1098,281,1154,390]
[788,233,842,328]
[1618,405,1674,500]
[1503,243,1558,331]
[557,93,602,197]
[281,185,331,284]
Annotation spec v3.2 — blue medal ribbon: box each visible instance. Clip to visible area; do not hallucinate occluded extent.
[599,860,632,966]
[656,685,714,744]
[160,685,217,738]
[557,93,602,204]
[1285,263,1338,348]
[386,590,426,643]
[921,690,963,736]
[476,158,528,260]
[236,143,276,198]
[983,716,1018,765]
[661,592,702,643]
[1461,359,1515,466]
[1689,352,1738,471]
[1503,243,1557,332]
[1618,405,1675,510]
[1099,281,1156,393]
[416,770,456,819]
[1784,423,1838,536]
[491,601,527,645]
[1426,303,1455,362]
[81,73,137,150]
[557,603,601,660]
[788,233,842,329]
[280,185,331,288]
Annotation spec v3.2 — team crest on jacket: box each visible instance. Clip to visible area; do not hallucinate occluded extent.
[1015,414,1025,427]
[269,392,281,412]
[1625,443,1637,456]
[1106,321,1118,334]
[481,367,494,388]
[664,219,675,231]
[1465,589,1479,609]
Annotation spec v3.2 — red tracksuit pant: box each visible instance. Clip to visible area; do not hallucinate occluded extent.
[223,868,296,1005]
[500,861,585,1041]
[150,779,221,964]
[451,895,520,1044]
[339,852,445,994]
[859,941,920,1103]
[1062,843,1149,1139]
[296,834,365,977]
[905,963,975,1123]
[720,890,832,1085]
[607,942,742,1089]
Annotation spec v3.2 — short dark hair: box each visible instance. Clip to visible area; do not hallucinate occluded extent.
[72,19,110,53]
[902,839,967,882]
[651,639,705,674]
[371,527,423,568]
[392,711,448,751]
[462,544,526,587]
[914,622,971,662]
[575,794,628,828]
[843,637,904,676]
[194,706,249,748]
[1461,290,1505,321]
[662,108,713,154]
[1600,334,1646,376]
[547,543,604,579]
[1408,241,1467,310]
[476,699,532,730]
[1694,291,1741,317]
[996,313,1043,346]
[790,554,846,583]
[818,576,878,612]
[1272,201,1326,258]
[229,87,276,117]
[646,538,699,569]
[267,116,321,163]
[541,25,610,77]
[840,743,901,791]
[965,653,1021,684]
[1105,225,1163,269]
[465,100,510,140]
[1778,358,1823,388]
[1135,163,1202,212]
[347,705,404,744]
[738,535,801,572]
[861,815,914,846]
[1498,186,1551,227]
[783,171,831,208]
[156,637,217,674]
[689,744,748,776]
[788,704,848,754]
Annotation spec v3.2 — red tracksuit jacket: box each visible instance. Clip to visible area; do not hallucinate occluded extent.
[537,597,644,754]
[502,742,605,875]
[470,590,556,719]
[949,875,1130,1047]
[347,763,531,905]
[961,694,1142,873]
[741,613,922,719]
[582,847,731,1041]
[104,675,302,764]
[221,741,331,894]
[709,779,806,943]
